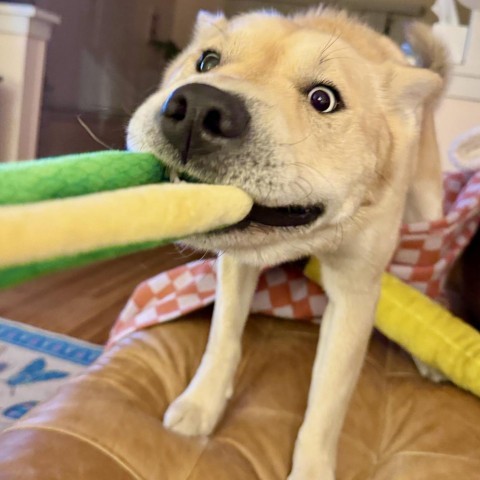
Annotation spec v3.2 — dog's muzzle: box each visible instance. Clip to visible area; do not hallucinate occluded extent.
[161,84,326,230]
[160,83,250,164]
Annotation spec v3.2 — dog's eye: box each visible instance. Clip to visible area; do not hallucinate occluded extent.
[196,51,221,73]
[308,86,338,113]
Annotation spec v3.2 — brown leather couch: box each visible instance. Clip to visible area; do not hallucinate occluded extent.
[1,309,480,480]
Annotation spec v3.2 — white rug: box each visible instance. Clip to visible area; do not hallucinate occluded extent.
[0,317,103,431]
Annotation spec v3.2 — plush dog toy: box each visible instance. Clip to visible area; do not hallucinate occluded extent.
[0,151,252,287]
[0,151,479,396]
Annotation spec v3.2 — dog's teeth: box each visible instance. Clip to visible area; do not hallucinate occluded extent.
[169,169,181,183]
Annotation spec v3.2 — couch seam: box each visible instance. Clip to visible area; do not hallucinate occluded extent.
[390,450,480,463]
[181,440,211,480]
[216,437,263,480]
[3,424,146,480]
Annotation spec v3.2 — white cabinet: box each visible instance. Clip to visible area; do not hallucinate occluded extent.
[0,2,59,161]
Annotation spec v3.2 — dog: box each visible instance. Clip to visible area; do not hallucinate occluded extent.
[127,6,448,479]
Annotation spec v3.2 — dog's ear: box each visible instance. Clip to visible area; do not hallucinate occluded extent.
[383,63,443,113]
[193,10,227,41]
[383,64,445,223]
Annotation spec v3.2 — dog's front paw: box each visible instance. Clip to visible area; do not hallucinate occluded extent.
[163,394,224,437]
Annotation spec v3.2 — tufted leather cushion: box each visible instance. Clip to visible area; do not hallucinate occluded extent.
[1,311,479,480]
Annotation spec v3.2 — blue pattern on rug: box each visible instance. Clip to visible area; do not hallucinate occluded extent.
[7,358,69,386]
[3,401,39,420]
[0,323,102,366]
[0,317,103,430]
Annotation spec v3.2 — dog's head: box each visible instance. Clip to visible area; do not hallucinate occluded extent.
[128,8,444,265]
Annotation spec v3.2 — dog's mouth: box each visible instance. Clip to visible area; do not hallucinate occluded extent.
[229,203,325,230]
[168,167,325,230]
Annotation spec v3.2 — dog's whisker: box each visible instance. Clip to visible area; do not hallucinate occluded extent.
[322,46,350,57]
[292,177,315,199]
[170,248,200,262]
[77,116,114,150]
[290,161,337,194]
[320,45,351,64]
[319,30,343,63]
[277,130,313,147]
[198,249,213,262]
[318,31,339,59]
[319,55,358,65]
[174,243,191,255]
[260,180,276,206]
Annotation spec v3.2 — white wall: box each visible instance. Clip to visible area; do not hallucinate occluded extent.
[435,98,480,171]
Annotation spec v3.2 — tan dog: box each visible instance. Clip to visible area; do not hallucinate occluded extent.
[128,6,448,479]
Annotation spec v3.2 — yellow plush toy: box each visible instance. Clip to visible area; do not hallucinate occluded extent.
[305,257,480,396]
[0,152,251,287]
[1,151,479,396]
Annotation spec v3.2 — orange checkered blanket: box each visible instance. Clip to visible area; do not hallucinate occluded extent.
[109,171,480,346]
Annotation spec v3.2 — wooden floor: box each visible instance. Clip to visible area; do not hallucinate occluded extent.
[0,245,203,345]
[1,235,478,346]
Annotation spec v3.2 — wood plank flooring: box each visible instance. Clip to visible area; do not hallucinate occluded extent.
[1,236,478,346]
[0,245,204,345]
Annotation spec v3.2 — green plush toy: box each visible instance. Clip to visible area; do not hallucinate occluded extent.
[0,151,252,287]
[1,150,480,398]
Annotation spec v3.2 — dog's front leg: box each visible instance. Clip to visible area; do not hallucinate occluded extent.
[163,253,261,436]
[288,258,381,480]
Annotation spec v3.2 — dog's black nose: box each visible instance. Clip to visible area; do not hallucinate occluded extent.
[160,83,250,164]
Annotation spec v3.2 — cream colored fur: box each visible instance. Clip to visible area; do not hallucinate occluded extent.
[128,6,449,479]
